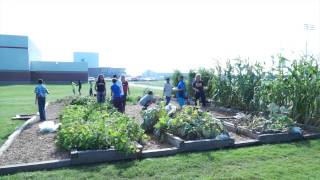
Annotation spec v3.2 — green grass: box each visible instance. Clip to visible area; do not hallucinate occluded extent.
[1,84,320,179]
[0,84,162,145]
[1,140,320,179]
[0,84,82,145]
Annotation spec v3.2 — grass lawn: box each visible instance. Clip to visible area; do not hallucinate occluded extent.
[1,84,320,179]
[1,140,320,179]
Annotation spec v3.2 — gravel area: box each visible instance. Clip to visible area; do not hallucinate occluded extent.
[0,102,69,166]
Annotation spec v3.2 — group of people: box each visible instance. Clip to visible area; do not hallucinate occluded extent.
[71,80,82,96]
[162,74,207,108]
[94,74,130,113]
[33,73,207,121]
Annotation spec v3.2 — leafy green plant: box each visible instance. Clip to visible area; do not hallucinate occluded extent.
[171,69,183,87]
[141,102,167,133]
[206,56,320,126]
[56,96,146,153]
[154,106,226,140]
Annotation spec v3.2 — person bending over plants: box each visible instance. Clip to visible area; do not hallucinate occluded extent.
[139,90,155,110]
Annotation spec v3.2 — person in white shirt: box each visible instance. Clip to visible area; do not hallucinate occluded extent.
[163,77,173,105]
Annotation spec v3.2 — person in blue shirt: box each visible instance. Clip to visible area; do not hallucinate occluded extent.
[34,79,49,121]
[176,75,186,108]
[111,78,122,112]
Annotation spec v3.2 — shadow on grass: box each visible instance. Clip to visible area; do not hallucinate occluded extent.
[292,140,312,148]
[70,159,137,173]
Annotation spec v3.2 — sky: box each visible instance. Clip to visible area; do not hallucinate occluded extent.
[0,0,319,75]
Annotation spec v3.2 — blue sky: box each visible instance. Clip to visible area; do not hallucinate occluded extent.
[0,0,319,75]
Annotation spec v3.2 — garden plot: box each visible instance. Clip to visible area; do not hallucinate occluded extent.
[209,104,320,144]
[125,104,176,150]
[0,97,170,167]
[140,104,240,152]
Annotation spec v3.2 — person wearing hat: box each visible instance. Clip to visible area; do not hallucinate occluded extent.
[163,77,173,105]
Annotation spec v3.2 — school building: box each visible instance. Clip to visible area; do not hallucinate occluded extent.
[0,34,126,83]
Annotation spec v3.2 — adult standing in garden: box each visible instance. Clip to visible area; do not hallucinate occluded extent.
[121,75,130,111]
[111,78,122,112]
[77,80,82,96]
[95,74,106,103]
[176,75,186,108]
[192,73,206,107]
[113,75,124,112]
[34,79,49,121]
[71,81,76,96]
[163,77,173,105]
[89,80,93,96]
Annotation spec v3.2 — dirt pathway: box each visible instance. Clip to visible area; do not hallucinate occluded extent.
[0,102,69,166]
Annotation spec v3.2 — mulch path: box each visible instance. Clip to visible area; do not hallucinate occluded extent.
[0,102,69,166]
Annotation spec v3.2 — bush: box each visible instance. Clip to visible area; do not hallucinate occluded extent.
[171,69,183,87]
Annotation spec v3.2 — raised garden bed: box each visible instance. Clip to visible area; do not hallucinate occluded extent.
[224,121,302,143]
[164,132,234,152]
[70,143,143,165]
[223,120,320,143]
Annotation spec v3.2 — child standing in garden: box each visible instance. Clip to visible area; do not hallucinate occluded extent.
[89,80,93,96]
[163,77,173,105]
[95,74,106,103]
[192,74,206,107]
[71,81,76,96]
[34,79,49,121]
[77,80,82,96]
[176,76,186,108]
[111,78,122,112]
